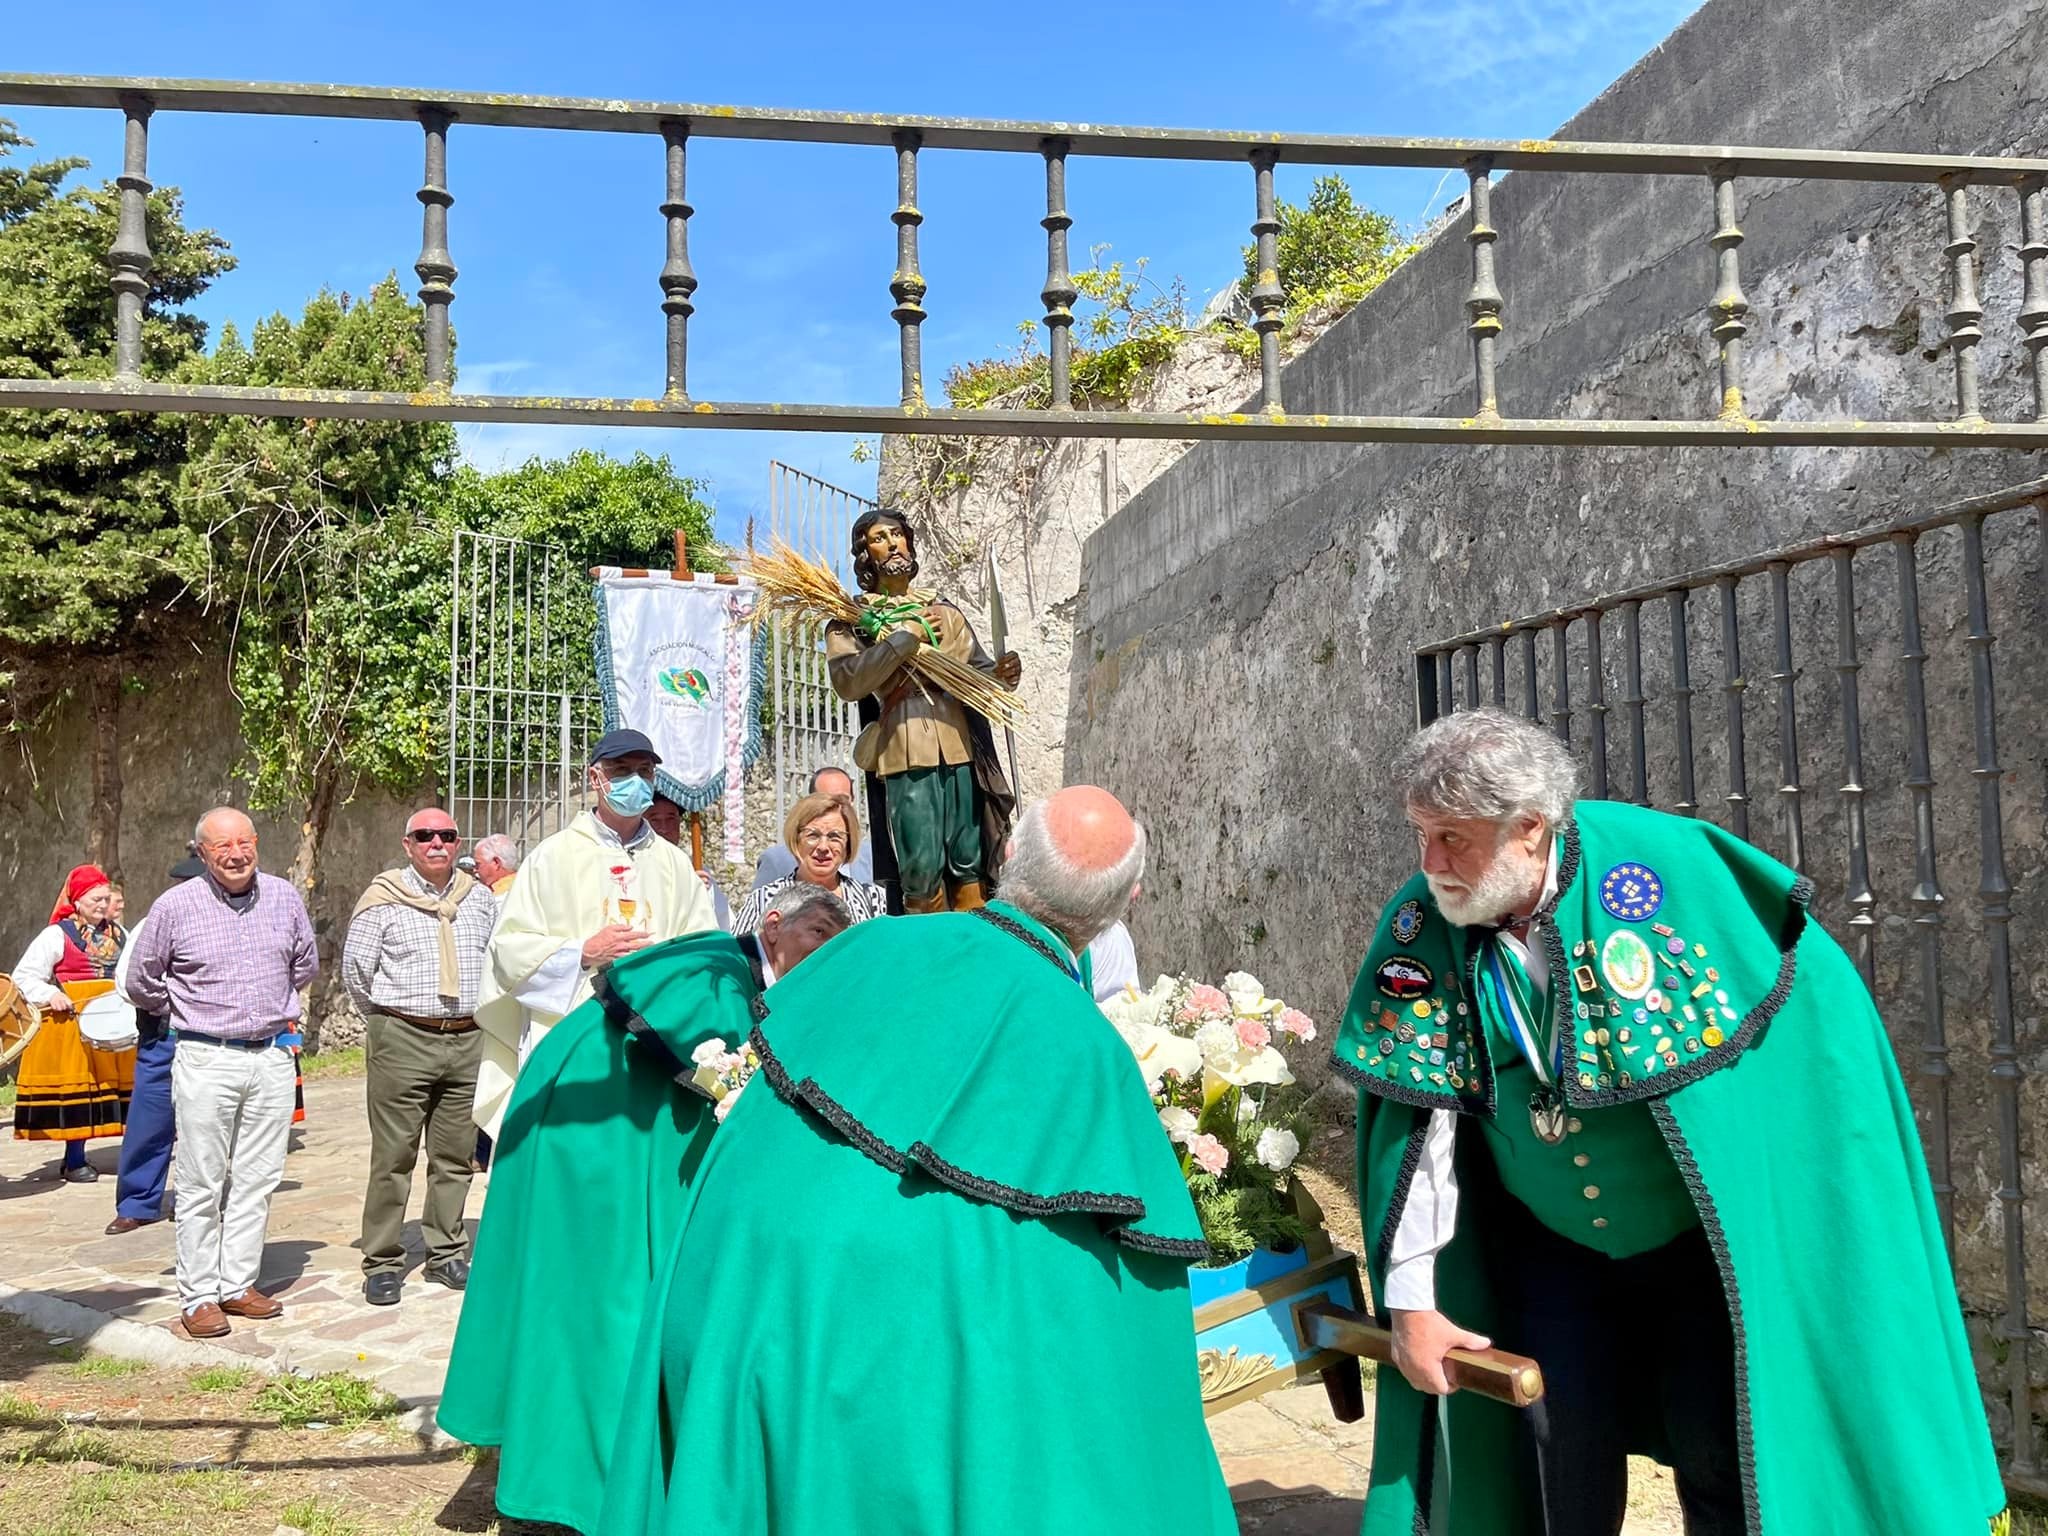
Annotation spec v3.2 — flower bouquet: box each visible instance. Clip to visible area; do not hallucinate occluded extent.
[688,1036,760,1123]
[1102,972,1319,1266]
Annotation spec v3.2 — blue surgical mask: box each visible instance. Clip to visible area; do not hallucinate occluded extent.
[602,772,656,819]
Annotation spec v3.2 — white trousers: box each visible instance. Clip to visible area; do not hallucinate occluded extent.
[170,1039,296,1310]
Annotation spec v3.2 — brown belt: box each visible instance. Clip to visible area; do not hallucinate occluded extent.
[383,1009,477,1035]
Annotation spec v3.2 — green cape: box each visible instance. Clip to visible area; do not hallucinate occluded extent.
[436,932,762,1535]
[596,903,1237,1535]
[1333,801,2001,1536]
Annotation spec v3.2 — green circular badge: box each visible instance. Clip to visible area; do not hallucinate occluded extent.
[1600,929,1655,1002]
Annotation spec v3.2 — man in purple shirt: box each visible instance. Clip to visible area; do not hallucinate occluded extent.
[126,806,319,1339]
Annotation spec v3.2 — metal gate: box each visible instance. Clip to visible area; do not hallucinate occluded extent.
[767,461,869,828]
[1413,474,2048,1493]
[446,529,605,855]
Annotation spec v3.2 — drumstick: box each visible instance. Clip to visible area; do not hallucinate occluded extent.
[1291,1297,1546,1408]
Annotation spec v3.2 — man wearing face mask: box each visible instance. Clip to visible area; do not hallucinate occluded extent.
[472,729,718,1141]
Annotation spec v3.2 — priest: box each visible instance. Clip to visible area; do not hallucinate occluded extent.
[473,728,719,1139]
[1335,707,2002,1536]
[439,884,852,1535]
[598,786,1235,1536]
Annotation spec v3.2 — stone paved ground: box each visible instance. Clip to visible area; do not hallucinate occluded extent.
[0,1069,1683,1532]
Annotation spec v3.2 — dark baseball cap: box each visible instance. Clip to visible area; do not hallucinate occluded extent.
[168,854,206,882]
[590,727,661,765]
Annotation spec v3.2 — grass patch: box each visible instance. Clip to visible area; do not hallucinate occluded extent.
[253,1371,398,1429]
[168,1467,254,1512]
[188,1364,255,1394]
[279,1495,363,1536]
[1,1076,15,1108]
[69,1354,149,1380]
[0,1391,43,1427]
[299,1046,365,1079]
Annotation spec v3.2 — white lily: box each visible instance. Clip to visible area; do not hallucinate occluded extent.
[1223,970,1283,1018]
[1112,1013,1204,1087]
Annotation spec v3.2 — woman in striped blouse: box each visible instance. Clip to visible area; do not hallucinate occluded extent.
[732,792,889,935]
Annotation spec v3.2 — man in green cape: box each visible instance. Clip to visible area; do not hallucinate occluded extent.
[1333,708,2002,1536]
[598,786,1236,1536]
[436,887,853,1535]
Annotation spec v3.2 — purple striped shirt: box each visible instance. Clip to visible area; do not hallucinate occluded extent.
[126,871,320,1040]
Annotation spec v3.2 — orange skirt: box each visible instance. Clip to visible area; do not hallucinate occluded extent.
[13,1008,133,1142]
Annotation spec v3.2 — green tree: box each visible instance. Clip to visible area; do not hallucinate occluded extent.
[0,118,233,878]
[181,275,456,900]
[1240,174,1412,305]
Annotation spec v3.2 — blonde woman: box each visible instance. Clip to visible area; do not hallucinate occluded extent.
[732,793,888,935]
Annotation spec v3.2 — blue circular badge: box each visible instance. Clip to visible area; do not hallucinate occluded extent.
[1599,862,1664,921]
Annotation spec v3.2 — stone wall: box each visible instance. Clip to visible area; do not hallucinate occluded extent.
[1069,0,2048,1440]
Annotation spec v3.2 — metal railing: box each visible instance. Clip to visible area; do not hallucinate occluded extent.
[3,73,2048,446]
[1414,473,2048,1493]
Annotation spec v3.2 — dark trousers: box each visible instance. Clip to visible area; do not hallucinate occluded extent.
[359,1011,481,1275]
[884,762,981,904]
[113,1026,177,1218]
[1494,1198,1745,1536]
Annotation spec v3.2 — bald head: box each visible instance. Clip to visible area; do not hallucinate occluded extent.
[997,787,1147,952]
[402,806,461,885]
[194,807,259,893]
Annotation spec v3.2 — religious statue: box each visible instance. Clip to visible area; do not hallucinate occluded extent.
[825,508,1019,913]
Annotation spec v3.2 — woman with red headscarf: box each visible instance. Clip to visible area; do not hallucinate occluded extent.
[10,863,135,1182]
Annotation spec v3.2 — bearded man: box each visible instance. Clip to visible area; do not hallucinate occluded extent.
[825,507,1018,913]
[1334,708,2001,1536]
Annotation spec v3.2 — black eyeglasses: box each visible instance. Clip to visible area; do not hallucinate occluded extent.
[408,829,460,845]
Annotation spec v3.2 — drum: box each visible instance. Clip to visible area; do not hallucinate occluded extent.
[0,975,39,1069]
[76,989,138,1053]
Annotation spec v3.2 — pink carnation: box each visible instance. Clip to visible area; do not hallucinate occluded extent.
[1187,1133,1230,1176]
[1177,983,1231,1023]
[714,1079,749,1122]
[1234,1016,1272,1051]
[1278,1008,1318,1042]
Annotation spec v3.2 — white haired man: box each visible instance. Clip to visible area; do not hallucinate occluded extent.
[125,808,318,1340]
[441,881,852,1534]
[590,786,1233,1534]
[473,835,521,898]
[1335,708,2000,1536]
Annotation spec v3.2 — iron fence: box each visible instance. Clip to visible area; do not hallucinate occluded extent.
[1413,473,2048,1494]
[1,73,2047,447]
[767,462,868,830]
[446,529,604,855]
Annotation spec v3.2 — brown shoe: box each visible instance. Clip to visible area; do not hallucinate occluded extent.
[105,1215,160,1235]
[181,1303,230,1339]
[949,880,988,912]
[902,890,948,915]
[219,1287,283,1320]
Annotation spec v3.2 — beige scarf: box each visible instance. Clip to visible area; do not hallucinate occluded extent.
[352,869,478,1004]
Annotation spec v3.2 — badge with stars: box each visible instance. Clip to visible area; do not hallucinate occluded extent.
[1599,861,1664,922]
[1391,899,1425,946]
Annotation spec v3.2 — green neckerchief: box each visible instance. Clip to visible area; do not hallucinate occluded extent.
[1476,929,1557,1085]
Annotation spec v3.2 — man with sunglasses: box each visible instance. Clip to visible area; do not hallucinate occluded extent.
[342,807,500,1305]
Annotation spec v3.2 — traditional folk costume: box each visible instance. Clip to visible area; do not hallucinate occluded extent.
[826,602,1015,913]
[596,904,1232,1536]
[438,932,765,1535]
[473,810,718,1139]
[1334,799,2003,1536]
[11,864,133,1147]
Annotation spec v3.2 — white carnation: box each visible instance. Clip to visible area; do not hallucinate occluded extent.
[1157,1106,1199,1144]
[1223,970,1282,1017]
[1255,1126,1301,1173]
[690,1037,730,1068]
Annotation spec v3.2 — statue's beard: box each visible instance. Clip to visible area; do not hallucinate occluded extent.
[1426,850,1541,929]
[881,554,915,576]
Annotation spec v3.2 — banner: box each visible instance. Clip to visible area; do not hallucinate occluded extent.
[593,571,766,864]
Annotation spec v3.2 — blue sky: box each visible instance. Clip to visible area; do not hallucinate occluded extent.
[4,0,1702,543]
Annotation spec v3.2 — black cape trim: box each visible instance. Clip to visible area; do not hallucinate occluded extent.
[591,966,694,1086]
[749,1017,1208,1260]
[1372,1114,1434,1326]
[971,906,1073,976]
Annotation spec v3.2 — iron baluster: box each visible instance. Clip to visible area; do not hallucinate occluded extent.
[1709,166,1748,421]
[1767,561,1805,871]
[1248,148,1285,412]
[1466,158,1502,419]
[659,121,698,400]
[108,95,153,380]
[1942,176,1983,424]
[1621,599,1648,803]
[1959,511,2035,1478]
[1549,619,1572,744]
[1041,139,1077,411]
[1415,651,1442,727]
[415,107,456,388]
[1489,632,1507,708]
[1520,628,1539,720]
[890,130,927,408]
[1668,589,1698,816]
[1435,651,1454,719]
[1461,645,1480,710]
[1718,575,1749,840]
[1832,548,1876,989]
[1584,611,1610,800]
[2020,175,2048,423]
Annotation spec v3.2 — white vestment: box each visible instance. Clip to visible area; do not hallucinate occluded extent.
[473,811,717,1138]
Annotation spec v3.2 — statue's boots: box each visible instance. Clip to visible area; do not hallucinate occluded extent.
[949,880,989,912]
[902,889,949,915]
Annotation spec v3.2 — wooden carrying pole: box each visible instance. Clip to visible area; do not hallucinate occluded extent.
[1292,1298,1546,1408]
